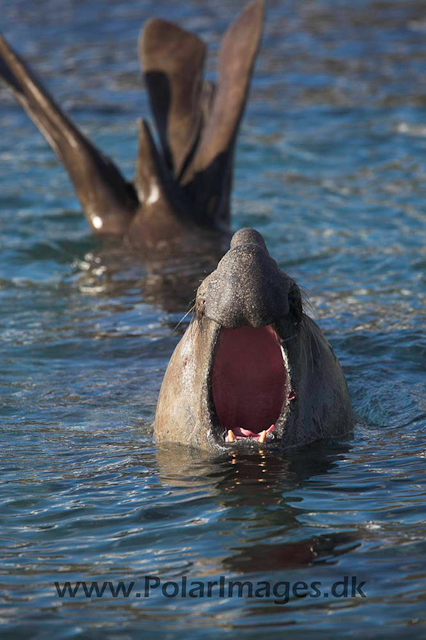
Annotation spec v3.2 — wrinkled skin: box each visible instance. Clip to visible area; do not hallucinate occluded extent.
[155,228,354,451]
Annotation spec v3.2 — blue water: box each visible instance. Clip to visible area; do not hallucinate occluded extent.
[1,0,426,637]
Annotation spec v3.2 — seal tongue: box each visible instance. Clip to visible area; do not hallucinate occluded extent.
[225,424,275,442]
[212,325,286,439]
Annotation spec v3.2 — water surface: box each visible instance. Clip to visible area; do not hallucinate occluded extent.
[1,0,426,637]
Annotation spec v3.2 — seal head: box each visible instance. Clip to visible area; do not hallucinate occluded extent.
[155,229,354,451]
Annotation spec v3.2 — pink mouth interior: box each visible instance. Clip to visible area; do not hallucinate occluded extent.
[212,325,287,440]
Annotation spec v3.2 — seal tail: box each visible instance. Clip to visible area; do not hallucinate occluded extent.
[0,34,138,235]
[129,118,189,245]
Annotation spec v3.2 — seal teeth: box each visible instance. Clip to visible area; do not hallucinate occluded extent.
[227,430,235,443]
[258,430,267,443]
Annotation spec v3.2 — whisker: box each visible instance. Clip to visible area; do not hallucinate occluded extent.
[174,303,195,332]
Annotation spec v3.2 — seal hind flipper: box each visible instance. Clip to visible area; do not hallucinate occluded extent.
[182,0,265,227]
[140,18,206,179]
[0,34,138,235]
[0,0,264,247]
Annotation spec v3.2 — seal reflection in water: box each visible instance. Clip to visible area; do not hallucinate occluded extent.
[155,229,354,451]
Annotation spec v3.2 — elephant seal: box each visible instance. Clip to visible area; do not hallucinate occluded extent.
[155,228,354,451]
[0,1,264,254]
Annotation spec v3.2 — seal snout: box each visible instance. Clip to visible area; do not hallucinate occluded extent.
[201,228,293,329]
[230,227,268,250]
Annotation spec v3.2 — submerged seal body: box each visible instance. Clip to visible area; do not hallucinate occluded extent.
[0,1,264,254]
[155,229,354,451]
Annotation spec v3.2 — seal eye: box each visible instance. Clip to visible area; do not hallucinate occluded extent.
[288,286,303,325]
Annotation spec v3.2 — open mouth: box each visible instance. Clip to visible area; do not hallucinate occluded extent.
[211,325,292,445]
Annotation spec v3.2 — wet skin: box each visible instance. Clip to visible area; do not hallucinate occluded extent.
[0,0,264,255]
[0,1,265,312]
[155,228,354,451]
